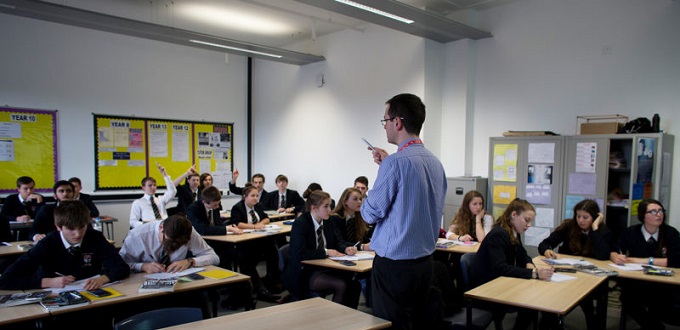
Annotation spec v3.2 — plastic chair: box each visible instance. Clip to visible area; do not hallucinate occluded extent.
[445,252,495,330]
[114,307,203,330]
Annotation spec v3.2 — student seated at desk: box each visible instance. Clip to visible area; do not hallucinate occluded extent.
[0,201,129,290]
[303,183,335,210]
[229,186,282,302]
[68,177,99,218]
[30,180,75,242]
[128,163,178,230]
[264,174,305,215]
[174,164,199,214]
[228,169,268,205]
[0,176,45,241]
[282,191,361,308]
[538,199,611,330]
[446,190,493,243]
[329,187,372,250]
[353,176,369,197]
[610,199,680,329]
[119,214,220,274]
[198,173,224,211]
[469,198,553,329]
[186,186,242,236]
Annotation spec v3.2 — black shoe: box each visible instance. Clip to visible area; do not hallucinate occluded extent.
[256,288,281,303]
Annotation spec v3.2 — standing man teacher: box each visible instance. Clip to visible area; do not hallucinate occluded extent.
[361,93,447,329]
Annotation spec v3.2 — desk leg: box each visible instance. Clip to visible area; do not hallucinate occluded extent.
[556,314,564,330]
[105,222,114,241]
[595,280,609,329]
[465,298,472,330]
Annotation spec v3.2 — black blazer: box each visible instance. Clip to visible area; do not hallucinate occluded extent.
[186,200,229,235]
[612,223,680,267]
[328,215,372,245]
[0,194,45,222]
[176,184,200,213]
[264,189,305,213]
[281,212,347,299]
[469,226,533,289]
[30,203,57,239]
[538,220,611,260]
[229,200,268,225]
[77,193,100,218]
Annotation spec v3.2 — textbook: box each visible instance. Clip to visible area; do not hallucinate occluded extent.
[40,290,90,310]
[138,278,178,293]
[0,291,50,307]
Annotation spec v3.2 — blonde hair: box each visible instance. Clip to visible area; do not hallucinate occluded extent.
[495,198,535,245]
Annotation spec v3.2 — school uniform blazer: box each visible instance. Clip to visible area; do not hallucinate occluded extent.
[0,193,45,222]
[469,226,533,289]
[537,219,612,260]
[282,212,347,299]
[176,184,201,214]
[229,200,268,225]
[77,193,100,218]
[186,200,228,236]
[0,228,129,290]
[264,189,305,213]
[328,214,371,245]
[30,203,57,239]
[612,223,680,267]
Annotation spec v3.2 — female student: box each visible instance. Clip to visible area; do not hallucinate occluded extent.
[281,190,361,308]
[446,190,493,242]
[329,187,372,250]
[198,173,223,211]
[538,199,611,330]
[610,199,680,329]
[229,186,281,302]
[302,182,335,210]
[469,198,553,329]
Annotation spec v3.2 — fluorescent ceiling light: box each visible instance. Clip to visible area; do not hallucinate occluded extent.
[334,0,414,24]
[189,40,283,58]
[178,4,293,35]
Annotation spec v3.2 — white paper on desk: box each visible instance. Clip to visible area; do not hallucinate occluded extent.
[144,267,205,280]
[52,275,104,293]
[549,273,577,282]
[330,252,375,261]
[608,263,646,271]
[543,258,593,266]
[437,239,478,246]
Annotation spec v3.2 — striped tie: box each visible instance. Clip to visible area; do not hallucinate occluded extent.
[150,196,162,219]
[316,225,324,249]
[346,217,355,241]
[250,209,258,224]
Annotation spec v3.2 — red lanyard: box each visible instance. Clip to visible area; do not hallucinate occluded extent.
[398,139,423,152]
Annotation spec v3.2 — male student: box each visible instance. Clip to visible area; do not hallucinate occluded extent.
[264,174,305,214]
[128,163,178,230]
[353,176,369,197]
[68,177,99,217]
[0,201,129,290]
[118,214,220,273]
[174,165,200,214]
[30,180,75,242]
[229,169,268,204]
[0,176,45,240]
[186,186,242,236]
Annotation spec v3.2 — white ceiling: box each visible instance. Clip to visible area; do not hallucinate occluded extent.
[40,0,515,48]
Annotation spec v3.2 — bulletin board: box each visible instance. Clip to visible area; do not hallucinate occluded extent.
[93,114,233,191]
[0,107,58,193]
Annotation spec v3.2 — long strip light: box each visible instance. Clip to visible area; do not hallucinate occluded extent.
[334,0,414,24]
[189,40,283,58]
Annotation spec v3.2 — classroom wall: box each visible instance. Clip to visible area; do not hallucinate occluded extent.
[0,14,249,243]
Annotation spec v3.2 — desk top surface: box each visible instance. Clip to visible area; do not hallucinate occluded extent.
[301,253,375,273]
[163,297,391,330]
[203,222,292,243]
[435,238,480,254]
[0,290,50,326]
[465,258,607,315]
[0,240,34,256]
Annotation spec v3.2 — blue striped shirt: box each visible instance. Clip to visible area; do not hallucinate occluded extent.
[361,139,447,260]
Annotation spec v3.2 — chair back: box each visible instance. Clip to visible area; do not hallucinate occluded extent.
[114,307,202,330]
[459,252,476,291]
[278,244,290,271]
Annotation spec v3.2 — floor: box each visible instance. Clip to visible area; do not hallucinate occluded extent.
[215,276,680,330]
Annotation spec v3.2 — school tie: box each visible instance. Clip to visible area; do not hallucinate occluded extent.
[280,194,286,209]
[192,192,197,201]
[68,245,81,256]
[249,209,259,224]
[208,209,214,226]
[648,237,657,245]
[159,249,170,266]
[346,217,355,241]
[150,196,162,219]
[316,224,324,249]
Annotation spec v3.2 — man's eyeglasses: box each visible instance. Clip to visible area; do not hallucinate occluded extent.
[647,209,664,216]
[380,117,404,126]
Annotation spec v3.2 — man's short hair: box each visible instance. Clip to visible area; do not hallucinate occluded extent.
[54,200,91,229]
[67,177,82,186]
[252,174,265,182]
[275,174,288,183]
[53,180,74,195]
[185,173,200,184]
[386,93,426,136]
[354,176,369,186]
[242,186,258,197]
[141,177,156,186]
[16,176,35,187]
[201,186,222,203]
[162,215,193,253]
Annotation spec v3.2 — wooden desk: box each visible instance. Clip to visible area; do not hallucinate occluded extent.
[0,290,50,327]
[435,238,480,254]
[9,220,33,241]
[302,253,375,273]
[163,297,391,330]
[465,257,608,329]
[218,211,295,221]
[0,240,34,257]
[203,223,292,244]
[48,265,250,316]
